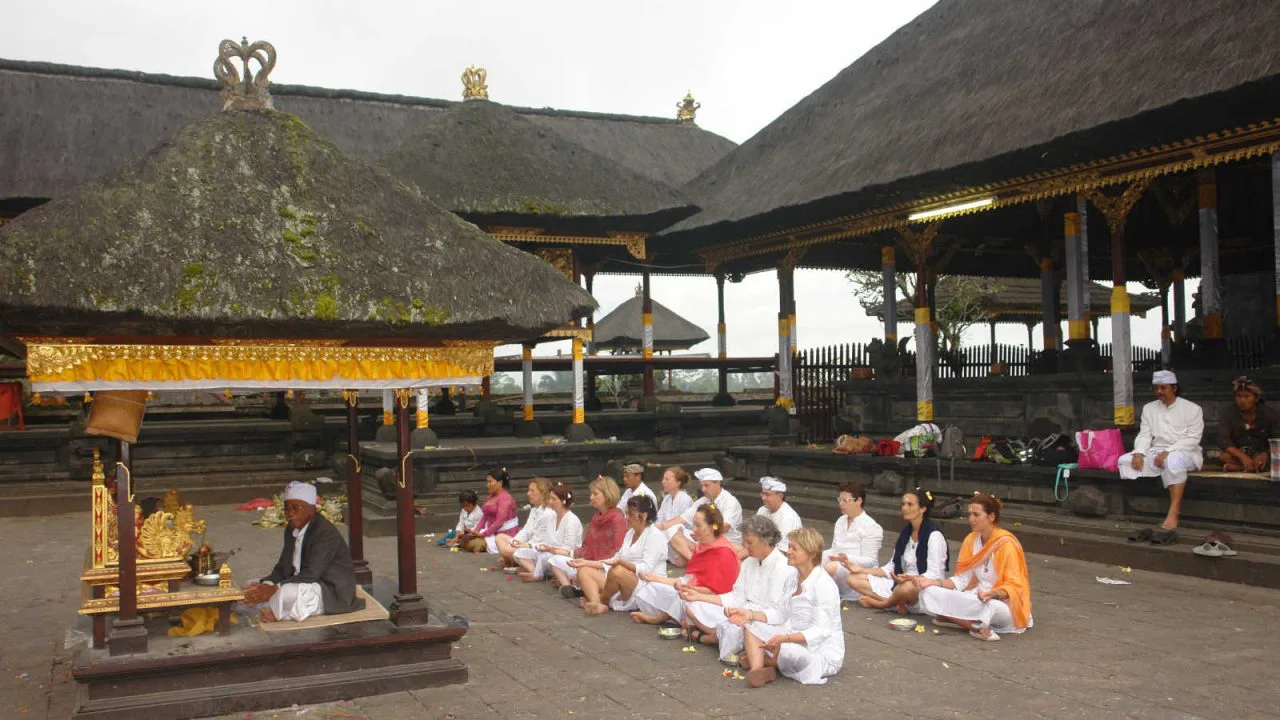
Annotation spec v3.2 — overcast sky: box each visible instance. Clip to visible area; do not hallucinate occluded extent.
[6,0,1175,359]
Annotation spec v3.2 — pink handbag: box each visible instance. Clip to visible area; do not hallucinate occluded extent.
[1074,429,1124,472]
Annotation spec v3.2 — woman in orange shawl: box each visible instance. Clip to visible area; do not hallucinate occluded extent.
[913,493,1032,642]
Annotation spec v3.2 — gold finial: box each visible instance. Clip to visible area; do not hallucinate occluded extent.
[218,563,233,589]
[91,448,105,486]
[214,37,277,111]
[676,90,700,123]
[462,66,489,100]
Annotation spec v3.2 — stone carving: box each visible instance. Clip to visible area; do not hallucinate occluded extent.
[214,37,277,111]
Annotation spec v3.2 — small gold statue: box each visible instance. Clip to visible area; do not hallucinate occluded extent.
[218,563,233,589]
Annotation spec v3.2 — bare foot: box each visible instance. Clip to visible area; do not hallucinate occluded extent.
[857,595,886,609]
[895,603,909,616]
[584,602,609,615]
[630,611,664,625]
[258,607,277,623]
[518,572,538,582]
[746,666,777,688]
[698,630,718,646]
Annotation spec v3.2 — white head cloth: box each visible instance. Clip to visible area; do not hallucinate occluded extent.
[622,463,645,474]
[283,481,318,506]
[694,468,724,483]
[1152,370,1178,386]
[760,476,787,493]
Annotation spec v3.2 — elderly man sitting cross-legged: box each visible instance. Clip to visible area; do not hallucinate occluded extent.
[241,481,365,623]
[1119,370,1204,546]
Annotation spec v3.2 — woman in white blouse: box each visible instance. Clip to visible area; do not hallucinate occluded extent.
[494,478,554,569]
[727,527,844,687]
[654,467,694,549]
[845,489,948,614]
[682,514,796,661]
[822,480,884,598]
[575,494,668,615]
[519,483,584,582]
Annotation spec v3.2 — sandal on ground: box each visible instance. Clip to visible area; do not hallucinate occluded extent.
[1194,540,1237,557]
[969,629,1001,642]
[560,585,583,599]
[932,618,966,630]
[746,667,777,688]
[1150,528,1178,545]
[1127,527,1153,542]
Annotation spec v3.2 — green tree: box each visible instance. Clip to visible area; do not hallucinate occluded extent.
[846,271,1002,353]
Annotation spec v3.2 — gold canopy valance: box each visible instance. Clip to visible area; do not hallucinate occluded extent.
[20,337,497,393]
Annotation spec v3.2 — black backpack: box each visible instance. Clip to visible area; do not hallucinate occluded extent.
[1031,433,1078,466]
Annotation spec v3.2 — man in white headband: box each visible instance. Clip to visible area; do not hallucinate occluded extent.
[615,462,657,511]
[1118,370,1203,545]
[667,467,743,561]
[241,481,364,622]
[754,476,804,555]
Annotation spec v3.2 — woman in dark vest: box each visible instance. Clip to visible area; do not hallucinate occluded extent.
[844,488,949,614]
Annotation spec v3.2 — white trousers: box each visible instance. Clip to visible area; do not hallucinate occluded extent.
[1117,447,1199,488]
[917,586,1029,634]
[546,554,580,585]
[266,582,323,622]
[822,549,876,600]
[484,518,521,553]
[746,622,834,685]
[632,582,684,621]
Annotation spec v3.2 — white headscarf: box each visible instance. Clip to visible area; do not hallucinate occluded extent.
[694,468,724,483]
[283,481,318,506]
[1152,370,1178,386]
[759,476,787,493]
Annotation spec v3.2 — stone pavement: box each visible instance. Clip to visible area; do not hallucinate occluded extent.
[3,505,1280,720]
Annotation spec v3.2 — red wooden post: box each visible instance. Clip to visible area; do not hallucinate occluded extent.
[390,389,429,626]
[345,392,372,587]
[109,439,147,655]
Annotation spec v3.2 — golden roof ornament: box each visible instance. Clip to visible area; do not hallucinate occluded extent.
[676,90,700,124]
[461,66,489,100]
[214,37,277,111]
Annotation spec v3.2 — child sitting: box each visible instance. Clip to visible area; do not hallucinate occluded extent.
[440,490,483,546]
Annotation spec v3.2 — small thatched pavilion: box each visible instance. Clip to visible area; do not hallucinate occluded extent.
[0,38,591,713]
[592,295,709,353]
[382,68,700,435]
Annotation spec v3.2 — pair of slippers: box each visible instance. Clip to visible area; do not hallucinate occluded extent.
[1127,527,1177,545]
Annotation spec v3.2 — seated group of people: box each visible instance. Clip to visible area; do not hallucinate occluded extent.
[452,463,1034,688]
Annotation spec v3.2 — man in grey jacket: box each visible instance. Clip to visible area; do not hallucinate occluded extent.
[242,481,364,622]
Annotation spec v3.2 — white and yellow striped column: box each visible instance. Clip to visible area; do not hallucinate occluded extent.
[1111,286,1134,427]
[882,247,897,343]
[381,389,394,427]
[1199,172,1223,341]
[914,306,933,421]
[416,388,429,429]
[571,337,585,425]
[521,343,535,422]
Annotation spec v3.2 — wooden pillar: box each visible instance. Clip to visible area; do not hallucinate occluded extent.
[390,389,429,626]
[1273,152,1280,334]
[641,266,655,402]
[1173,269,1188,341]
[343,391,372,587]
[521,344,535,421]
[776,264,794,410]
[481,376,491,401]
[1199,170,1223,341]
[713,273,735,406]
[1026,323,1035,350]
[882,247,898,344]
[1064,209,1090,347]
[1160,287,1173,367]
[988,320,997,356]
[564,336,594,440]
[109,440,147,655]
[914,264,933,421]
[1040,256,1057,352]
[584,272,597,356]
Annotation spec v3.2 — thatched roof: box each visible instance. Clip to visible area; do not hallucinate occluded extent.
[863,278,1162,325]
[592,295,709,352]
[0,59,735,203]
[380,98,695,228]
[667,0,1280,241]
[0,108,595,341]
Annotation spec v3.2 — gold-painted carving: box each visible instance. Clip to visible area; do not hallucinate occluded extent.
[676,91,701,123]
[218,563,233,589]
[487,227,647,260]
[1080,178,1154,239]
[214,37,276,111]
[462,66,489,100]
[535,247,576,281]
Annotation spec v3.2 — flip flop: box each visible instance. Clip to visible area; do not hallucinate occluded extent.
[1127,527,1153,542]
[1150,528,1178,545]
[969,629,1001,642]
[1193,542,1223,557]
[1212,541,1238,557]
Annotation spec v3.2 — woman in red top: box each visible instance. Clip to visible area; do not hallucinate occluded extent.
[458,468,517,554]
[629,504,741,627]
[547,475,626,596]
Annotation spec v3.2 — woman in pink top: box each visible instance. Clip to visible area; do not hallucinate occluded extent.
[459,468,517,553]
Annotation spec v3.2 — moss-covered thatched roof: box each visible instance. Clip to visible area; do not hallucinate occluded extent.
[0,108,595,341]
[380,99,696,228]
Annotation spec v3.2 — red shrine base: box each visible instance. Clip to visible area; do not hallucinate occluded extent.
[72,596,467,720]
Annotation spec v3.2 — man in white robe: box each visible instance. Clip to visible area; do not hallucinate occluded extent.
[753,476,803,555]
[615,463,657,511]
[242,481,363,622]
[1118,370,1204,544]
[667,468,743,560]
